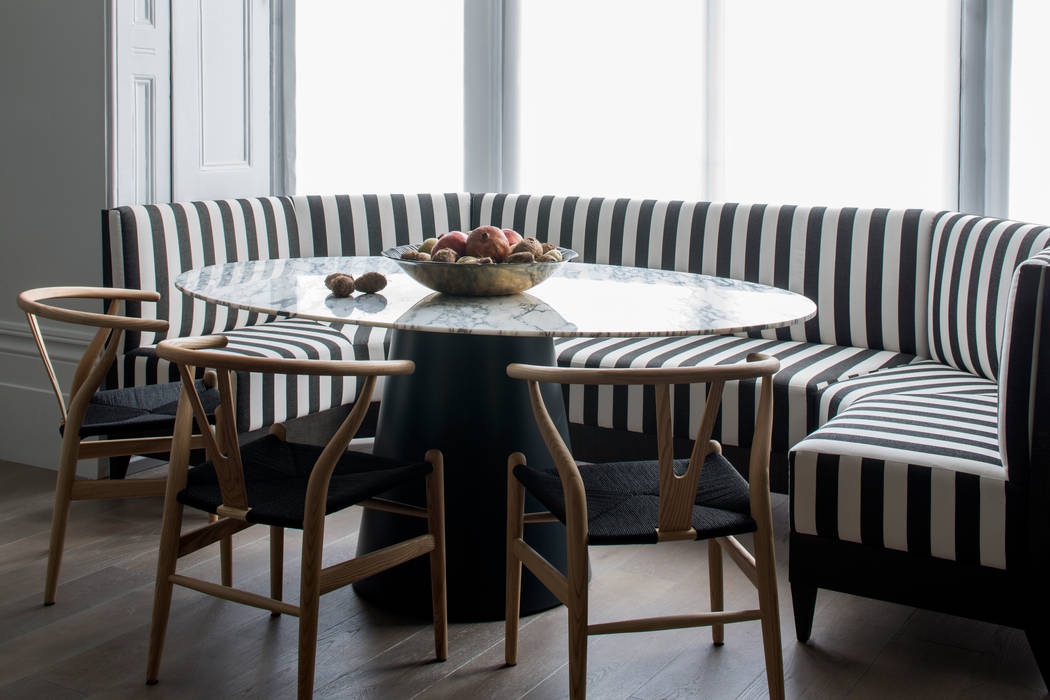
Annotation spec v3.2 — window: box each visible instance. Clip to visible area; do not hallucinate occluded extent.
[1008,0,1050,223]
[515,0,957,208]
[289,1,1040,220]
[295,0,464,195]
[517,0,705,201]
[722,0,958,209]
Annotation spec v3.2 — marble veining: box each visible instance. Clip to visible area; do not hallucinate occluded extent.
[176,257,816,337]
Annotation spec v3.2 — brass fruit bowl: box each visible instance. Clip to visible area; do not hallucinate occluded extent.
[382,244,578,296]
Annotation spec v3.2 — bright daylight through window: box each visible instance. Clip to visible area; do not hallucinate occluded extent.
[1009,0,1050,224]
[295,0,464,195]
[297,1,958,211]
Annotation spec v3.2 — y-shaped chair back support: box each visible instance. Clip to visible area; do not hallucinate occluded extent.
[17,286,206,605]
[147,335,447,700]
[505,353,784,700]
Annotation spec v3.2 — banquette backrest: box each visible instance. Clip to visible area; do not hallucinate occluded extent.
[473,193,940,356]
[475,195,1050,376]
[103,193,469,385]
[927,214,1050,381]
[103,192,1050,400]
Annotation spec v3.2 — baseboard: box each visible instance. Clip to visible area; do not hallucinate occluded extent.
[0,320,91,471]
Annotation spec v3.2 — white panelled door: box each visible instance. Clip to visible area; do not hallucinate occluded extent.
[112,0,172,206]
[171,0,272,201]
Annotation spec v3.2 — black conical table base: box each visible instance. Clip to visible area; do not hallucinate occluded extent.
[353,329,570,622]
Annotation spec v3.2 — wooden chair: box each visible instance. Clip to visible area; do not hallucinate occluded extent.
[147,334,447,699]
[17,286,222,606]
[504,354,785,699]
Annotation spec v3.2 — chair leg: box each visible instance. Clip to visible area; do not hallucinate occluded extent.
[753,533,785,700]
[791,581,818,643]
[297,520,324,700]
[708,538,724,645]
[43,442,79,605]
[146,499,185,685]
[209,513,233,586]
[426,451,448,661]
[505,456,526,666]
[108,455,131,480]
[567,563,588,700]
[270,526,284,616]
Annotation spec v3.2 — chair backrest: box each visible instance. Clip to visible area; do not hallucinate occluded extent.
[506,354,779,543]
[17,286,168,428]
[156,335,413,520]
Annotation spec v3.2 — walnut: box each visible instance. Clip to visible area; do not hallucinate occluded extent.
[515,238,544,257]
[431,248,458,263]
[540,242,557,254]
[325,272,353,290]
[329,274,355,297]
[537,253,560,263]
[401,250,431,261]
[477,257,494,264]
[354,271,387,294]
[506,251,536,264]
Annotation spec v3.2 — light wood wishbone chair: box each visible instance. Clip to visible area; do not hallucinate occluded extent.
[17,286,224,605]
[147,334,447,699]
[504,353,785,700]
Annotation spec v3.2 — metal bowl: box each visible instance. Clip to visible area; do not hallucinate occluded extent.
[382,244,578,296]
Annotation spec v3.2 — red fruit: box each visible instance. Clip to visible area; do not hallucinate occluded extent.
[466,226,511,262]
[503,229,523,247]
[432,231,468,256]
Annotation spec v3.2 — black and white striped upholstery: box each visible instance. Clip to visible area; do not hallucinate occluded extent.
[554,334,915,453]
[475,193,940,352]
[102,194,469,423]
[103,193,469,345]
[928,214,1050,380]
[812,359,996,430]
[479,193,949,450]
[788,241,1050,675]
[125,319,389,432]
[791,388,1007,569]
[998,247,1050,485]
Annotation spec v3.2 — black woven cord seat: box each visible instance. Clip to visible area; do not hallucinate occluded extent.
[60,379,220,439]
[514,452,756,545]
[178,434,432,529]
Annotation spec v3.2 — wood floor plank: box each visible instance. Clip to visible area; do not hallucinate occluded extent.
[0,459,1046,699]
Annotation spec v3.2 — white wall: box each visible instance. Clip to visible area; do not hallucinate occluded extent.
[0,0,108,470]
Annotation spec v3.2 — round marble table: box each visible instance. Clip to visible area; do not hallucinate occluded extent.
[177,256,815,621]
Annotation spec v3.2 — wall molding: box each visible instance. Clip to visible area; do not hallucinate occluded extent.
[0,319,91,367]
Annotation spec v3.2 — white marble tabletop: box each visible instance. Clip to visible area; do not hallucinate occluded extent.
[175,257,816,337]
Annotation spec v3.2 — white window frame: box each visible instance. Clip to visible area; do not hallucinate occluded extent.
[111,0,1016,213]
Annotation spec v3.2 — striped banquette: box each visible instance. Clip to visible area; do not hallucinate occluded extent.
[104,193,1050,679]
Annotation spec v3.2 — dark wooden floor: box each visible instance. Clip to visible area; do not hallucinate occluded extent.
[0,459,1044,699]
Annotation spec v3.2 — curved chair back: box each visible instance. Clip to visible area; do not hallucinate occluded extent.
[506,353,780,545]
[17,286,167,426]
[156,335,414,523]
